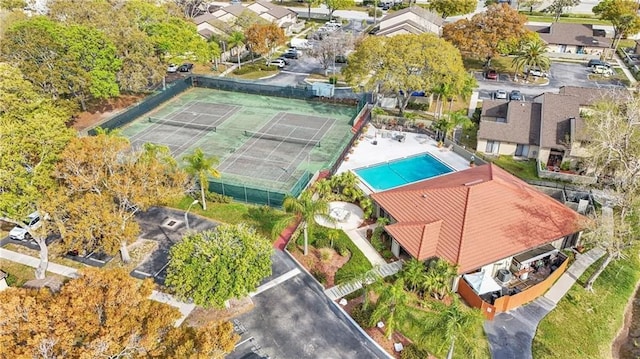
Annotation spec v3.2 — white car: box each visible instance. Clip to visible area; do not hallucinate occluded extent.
[494,89,507,100]
[593,65,613,76]
[9,211,41,241]
[167,63,178,73]
[269,59,286,68]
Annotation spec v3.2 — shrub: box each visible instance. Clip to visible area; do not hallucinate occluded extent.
[400,344,430,359]
[320,248,333,262]
[368,8,383,17]
[311,269,327,285]
[381,249,394,260]
[350,303,374,328]
[560,161,571,171]
[204,192,233,203]
[232,63,272,75]
[328,76,338,85]
[5,273,18,287]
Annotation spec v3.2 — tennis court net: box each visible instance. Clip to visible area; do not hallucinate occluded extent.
[243,130,320,147]
[149,117,217,132]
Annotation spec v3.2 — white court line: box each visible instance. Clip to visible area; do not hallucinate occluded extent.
[250,268,301,297]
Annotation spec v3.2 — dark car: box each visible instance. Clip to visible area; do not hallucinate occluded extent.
[283,50,298,59]
[587,59,610,68]
[509,90,523,101]
[335,54,348,63]
[178,63,194,72]
[485,69,498,80]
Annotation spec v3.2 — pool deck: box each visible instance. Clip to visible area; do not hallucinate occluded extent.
[336,128,472,188]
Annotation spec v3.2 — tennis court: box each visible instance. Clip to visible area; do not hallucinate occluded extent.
[120,87,356,199]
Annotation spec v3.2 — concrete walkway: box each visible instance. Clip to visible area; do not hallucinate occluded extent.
[0,247,195,326]
[484,247,606,359]
[324,260,404,300]
[612,53,638,86]
[344,227,387,267]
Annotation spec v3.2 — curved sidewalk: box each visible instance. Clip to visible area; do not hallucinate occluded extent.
[484,247,605,359]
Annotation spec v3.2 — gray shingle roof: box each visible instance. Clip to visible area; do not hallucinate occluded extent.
[380,6,443,27]
[527,23,611,48]
[478,101,541,145]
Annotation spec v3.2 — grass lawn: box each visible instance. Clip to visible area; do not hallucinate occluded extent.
[228,68,279,80]
[171,197,287,240]
[104,239,158,272]
[0,259,67,287]
[489,156,539,181]
[3,243,87,269]
[532,246,640,358]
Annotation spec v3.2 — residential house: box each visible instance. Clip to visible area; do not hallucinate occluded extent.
[477,86,622,172]
[193,13,233,39]
[370,163,586,317]
[246,0,298,34]
[376,7,443,37]
[527,23,613,59]
[211,4,247,23]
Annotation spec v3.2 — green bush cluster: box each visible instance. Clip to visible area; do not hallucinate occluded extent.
[204,192,233,203]
[400,344,430,359]
[328,76,338,85]
[367,8,383,17]
[5,273,18,287]
[617,47,640,81]
[350,303,374,328]
[333,230,373,284]
[311,269,327,285]
[233,63,273,75]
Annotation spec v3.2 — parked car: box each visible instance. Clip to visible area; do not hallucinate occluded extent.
[167,63,178,73]
[335,54,348,63]
[587,59,610,68]
[509,90,523,101]
[9,212,41,241]
[524,66,548,78]
[593,65,613,76]
[269,59,286,68]
[178,63,194,72]
[283,50,299,59]
[276,57,290,65]
[485,69,498,80]
[494,89,507,99]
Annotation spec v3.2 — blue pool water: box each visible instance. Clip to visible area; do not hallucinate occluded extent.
[355,153,453,191]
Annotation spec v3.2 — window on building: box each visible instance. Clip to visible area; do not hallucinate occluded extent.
[515,144,529,157]
[485,140,499,154]
[496,117,507,123]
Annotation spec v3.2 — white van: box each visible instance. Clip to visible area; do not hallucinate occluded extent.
[592,65,613,76]
[9,212,41,240]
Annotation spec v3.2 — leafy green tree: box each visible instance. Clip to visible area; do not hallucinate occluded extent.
[227,30,246,68]
[400,259,426,293]
[0,268,238,358]
[512,38,550,80]
[369,279,411,339]
[443,4,527,61]
[274,190,330,256]
[183,148,221,211]
[497,30,541,56]
[519,0,543,13]
[420,297,486,359]
[166,224,273,308]
[304,0,322,20]
[427,0,476,18]
[422,258,458,300]
[344,34,468,115]
[593,0,640,50]
[0,64,75,279]
[325,0,355,20]
[548,0,580,22]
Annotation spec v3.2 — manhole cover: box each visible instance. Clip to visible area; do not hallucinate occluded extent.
[167,220,177,227]
[162,218,182,229]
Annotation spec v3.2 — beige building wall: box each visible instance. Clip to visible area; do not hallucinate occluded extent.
[379,14,440,35]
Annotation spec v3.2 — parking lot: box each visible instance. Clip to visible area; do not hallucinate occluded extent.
[476,61,628,101]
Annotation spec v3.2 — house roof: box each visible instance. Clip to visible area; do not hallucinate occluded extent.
[527,23,611,48]
[251,0,295,19]
[218,4,246,17]
[478,101,541,145]
[198,28,214,40]
[380,6,443,27]
[193,12,217,25]
[371,164,585,274]
[376,21,429,36]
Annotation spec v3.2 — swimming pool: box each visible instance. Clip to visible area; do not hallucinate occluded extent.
[354,153,453,191]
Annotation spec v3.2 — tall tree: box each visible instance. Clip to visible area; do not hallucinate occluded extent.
[548,0,580,22]
[183,148,220,211]
[420,297,486,359]
[274,190,330,256]
[227,30,246,68]
[400,259,426,293]
[344,33,468,115]
[443,4,527,62]
[593,0,640,51]
[511,38,550,80]
[519,0,543,13]
[304,0,322,20]
[308,31,355,71]
[0,268,238,358]
[174,0,206,18]
[325,0,355,20]
[427,0,476,19]
[369,279,410,339]
[0,64,75,279]
[422,258,458,300]
[166,224,273,308]
[433,111,473,143]
[52,133,187,263]
[245,23,286,64]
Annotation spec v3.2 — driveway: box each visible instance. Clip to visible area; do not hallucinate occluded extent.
[227,250,389,359]
[131,206,218,283]
[476,62,627,100]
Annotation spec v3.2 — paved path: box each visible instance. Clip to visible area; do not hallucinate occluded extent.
[0,247,195,326]
[484,247,606,359]
[325,260,403,300]
[344,227,387,266]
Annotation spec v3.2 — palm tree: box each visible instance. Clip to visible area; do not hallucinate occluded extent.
[422,258,458,300]
[342,266,383,310]
[274,190,329,255]
[400,258,426,293]
[369,279,411,339]
[420,297,486,359]
[511,39,550,81]
[433,111,472,142]
[183,148,220,211]
[314,178,333,199]
[227,31,245,69]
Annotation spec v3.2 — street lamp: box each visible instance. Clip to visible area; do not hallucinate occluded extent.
[185,200,199,231]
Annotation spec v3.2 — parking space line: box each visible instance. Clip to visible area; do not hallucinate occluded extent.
[250,268,301,297]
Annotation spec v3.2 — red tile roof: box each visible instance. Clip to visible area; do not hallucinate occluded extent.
[371,164,585,273]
